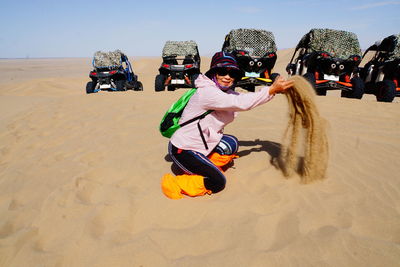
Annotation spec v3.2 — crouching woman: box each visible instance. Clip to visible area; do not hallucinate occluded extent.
[162,51,293,199]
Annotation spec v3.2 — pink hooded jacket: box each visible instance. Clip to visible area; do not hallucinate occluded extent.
[170,74,275,155]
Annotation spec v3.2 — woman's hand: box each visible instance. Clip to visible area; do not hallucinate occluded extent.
[269,75,294,95]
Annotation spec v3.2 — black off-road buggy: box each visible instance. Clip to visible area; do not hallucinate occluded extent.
[155,41,201,91]
[360,34,400,102]
[86,50,143,94]
[286,28,364,98]
[222,28,278,92]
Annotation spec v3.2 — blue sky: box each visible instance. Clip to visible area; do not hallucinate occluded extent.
[0,0,399,58]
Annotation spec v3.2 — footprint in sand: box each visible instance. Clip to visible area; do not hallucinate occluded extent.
[89,213,106,238]
[0,221,16,238]
[0,146,11,157]
[87,203,133,241]
[269,212,301,250]
[0,217,27,239]
[74,172,113,205]
[74,177,99,205]
[8,199,24,210]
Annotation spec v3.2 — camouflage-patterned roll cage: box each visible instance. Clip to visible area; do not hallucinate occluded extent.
[363,34,400,62]
[289,28,362,76]
[161,41,200,66]
[294,29,361,59]
[156,41,201,91]
[92,50,134,82]
[222,28,277,74]
[221,28,278,91]
[362,34,400,88]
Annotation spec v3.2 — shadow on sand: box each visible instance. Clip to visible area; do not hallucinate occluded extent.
[163,139,281,161]
[237,139,281,159]
[163,139,304,175]
[238,139,305,176]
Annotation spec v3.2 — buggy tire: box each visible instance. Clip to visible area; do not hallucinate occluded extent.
[155,74,165,92]
[341,77,364,99]
[86,81,96,94]
[376,80,396,102]
[115,80,126,91]
[125,81,135,90]
[135,81,144,91]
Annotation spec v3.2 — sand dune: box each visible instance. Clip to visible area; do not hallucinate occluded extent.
[0,52,399,267]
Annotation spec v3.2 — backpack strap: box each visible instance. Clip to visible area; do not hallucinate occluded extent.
[197,121,209,150]
[179,110,213,127]
[179,110,214,150]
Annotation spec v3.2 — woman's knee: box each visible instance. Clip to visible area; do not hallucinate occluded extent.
[204,175,226,193]
[227,135,239,153]
[217,135,239,155]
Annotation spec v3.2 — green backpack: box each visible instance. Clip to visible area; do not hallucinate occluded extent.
[159,88,213,138]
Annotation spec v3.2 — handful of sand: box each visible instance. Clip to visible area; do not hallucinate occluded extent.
[277,75,329,183]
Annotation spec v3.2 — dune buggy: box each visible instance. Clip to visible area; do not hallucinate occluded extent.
[360,34,400,102]
[222,28,278,92]
[286,28,364,98]
[155,41,201,91]
[86,50,143,94]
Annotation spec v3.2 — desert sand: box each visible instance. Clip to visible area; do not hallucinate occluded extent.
[0,50,399,267]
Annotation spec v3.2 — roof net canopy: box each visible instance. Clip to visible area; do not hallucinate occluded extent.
[162,41,199,57]
[93,50,124,67]
[296,28,361,59]
[223,28,277,57]
[383,34,400,60]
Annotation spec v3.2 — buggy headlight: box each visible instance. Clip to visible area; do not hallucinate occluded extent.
[331,63,336,69]
[249,61,255,66]
[257,61,262,67]
[339,64,345,70]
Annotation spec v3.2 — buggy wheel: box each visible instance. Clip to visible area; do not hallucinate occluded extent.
[376,80,396,102]
[125,81,135,90]
[341,77,364,99]
[86,81,96,94]
[303,72,325,95]
[115,80,126,91]
[155,74,165,92]
[135,81,144,91]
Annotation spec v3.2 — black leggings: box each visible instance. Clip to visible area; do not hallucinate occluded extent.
[168,135,238,193]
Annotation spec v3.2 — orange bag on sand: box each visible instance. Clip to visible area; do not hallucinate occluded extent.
[208,152,239,169]
[161,154,238,199]
[161,173,211,199]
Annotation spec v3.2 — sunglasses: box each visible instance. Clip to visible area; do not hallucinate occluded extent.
[215,68,240,78]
